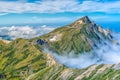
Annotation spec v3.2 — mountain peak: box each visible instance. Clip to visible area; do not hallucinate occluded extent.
[40,16,112,55]
[77,16,91,24]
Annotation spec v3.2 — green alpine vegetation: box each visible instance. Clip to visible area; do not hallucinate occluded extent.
[40,16,112,55]
[0,16,120,80]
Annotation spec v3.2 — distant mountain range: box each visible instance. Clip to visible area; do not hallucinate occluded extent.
[0,16,120,80]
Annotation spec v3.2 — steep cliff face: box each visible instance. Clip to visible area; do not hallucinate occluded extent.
[40,16,112,55]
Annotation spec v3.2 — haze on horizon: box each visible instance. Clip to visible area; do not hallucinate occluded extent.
[0,0,119,32]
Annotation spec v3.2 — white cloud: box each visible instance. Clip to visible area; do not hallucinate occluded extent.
[0,25,55,40]
[30,16,73,23]
[0,13,8,16]
[44,32,120,68]
[0,0,120,13]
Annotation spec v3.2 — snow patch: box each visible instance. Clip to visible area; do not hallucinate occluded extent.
[49,34,62,42]
[78,20,83,24]
[50,36,57,42]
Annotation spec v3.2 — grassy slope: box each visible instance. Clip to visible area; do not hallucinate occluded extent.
[0,39,120,80]
[40,21,109,55]
[0,39,47,80]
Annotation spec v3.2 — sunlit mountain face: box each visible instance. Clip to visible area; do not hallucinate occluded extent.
[0,0,120,80]
[38,16,120,68]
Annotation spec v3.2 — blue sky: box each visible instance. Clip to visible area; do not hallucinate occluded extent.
[0,0,120,31]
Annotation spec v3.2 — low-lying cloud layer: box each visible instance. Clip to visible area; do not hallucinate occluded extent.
[0,25,55,40]
[1,26,120,69]
[44,33,120,69]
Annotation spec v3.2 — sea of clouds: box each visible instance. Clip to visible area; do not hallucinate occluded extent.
[44,32,120,69]
[1,25,120,69]
[0,25,55,40]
